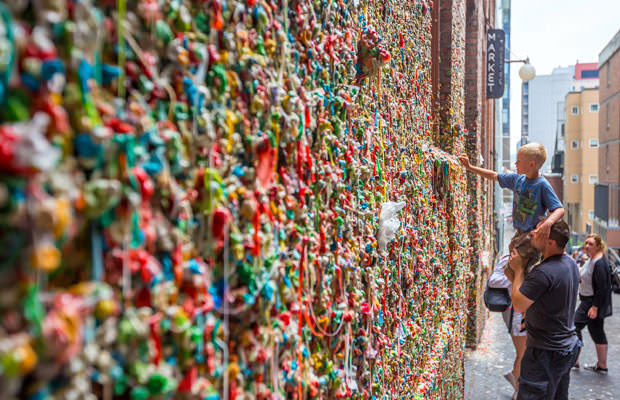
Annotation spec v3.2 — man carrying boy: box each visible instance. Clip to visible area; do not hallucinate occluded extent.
[509,219,580,400]
[459,142,564,240]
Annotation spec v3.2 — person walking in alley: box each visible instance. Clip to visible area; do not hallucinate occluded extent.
[459,143,564,241]
[509,219,580,400]
[574,234,612,373]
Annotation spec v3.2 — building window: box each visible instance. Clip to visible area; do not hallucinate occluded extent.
[607,104,610,129]
[588,210,595,220]
[607,65,611,88]
[589,174,598,184]
[571,106,579,115]
[590,103,599,113]
[589,139,599,148]
[571,174,579,183]
[571,140,579,149]
[582,69,599,78]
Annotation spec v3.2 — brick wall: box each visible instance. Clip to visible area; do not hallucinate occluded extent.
[545,174,564,203]
[599,59,620,188]
[460,0,497,347]
[599,41,620,248]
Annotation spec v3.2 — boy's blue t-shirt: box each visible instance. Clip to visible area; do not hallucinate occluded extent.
[498,173,563,232]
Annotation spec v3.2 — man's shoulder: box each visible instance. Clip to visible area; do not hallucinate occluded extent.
[539,254,578,275]
[540,253,574,265]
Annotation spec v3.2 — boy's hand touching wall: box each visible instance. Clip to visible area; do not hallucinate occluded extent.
[458,154,471,169]
[457,153,498,181]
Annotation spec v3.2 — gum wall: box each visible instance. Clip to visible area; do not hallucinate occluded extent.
[0,0,491,399]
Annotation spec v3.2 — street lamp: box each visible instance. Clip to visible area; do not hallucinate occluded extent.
[507,57,536,82]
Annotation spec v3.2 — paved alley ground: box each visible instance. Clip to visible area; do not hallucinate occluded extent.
[465,293,620,400]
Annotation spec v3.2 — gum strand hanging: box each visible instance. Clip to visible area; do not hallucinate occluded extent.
[302,252,348,338]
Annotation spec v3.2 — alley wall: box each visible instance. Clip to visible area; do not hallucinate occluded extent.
[0,0,494,398]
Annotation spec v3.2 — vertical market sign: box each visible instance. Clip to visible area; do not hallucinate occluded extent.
[487,29,505,99]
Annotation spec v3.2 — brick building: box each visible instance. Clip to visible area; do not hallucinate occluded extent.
[595,30,620,249]
[431,0,501,346]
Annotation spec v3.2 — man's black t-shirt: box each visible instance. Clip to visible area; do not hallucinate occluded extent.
[519,253,579,351]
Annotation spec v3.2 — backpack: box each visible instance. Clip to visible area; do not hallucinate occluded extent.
[484,255,512,312]
[483,286,511,312]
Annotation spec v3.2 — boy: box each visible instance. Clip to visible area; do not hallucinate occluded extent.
[458,142,564,241]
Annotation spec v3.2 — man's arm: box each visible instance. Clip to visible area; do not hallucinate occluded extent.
[511,269,535,312]
[458,154,498,181]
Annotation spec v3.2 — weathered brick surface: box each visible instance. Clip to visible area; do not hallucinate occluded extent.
[598,42,620,248]
[436,0,497,348]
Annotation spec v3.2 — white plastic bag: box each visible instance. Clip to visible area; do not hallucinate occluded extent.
[377,201,406,251]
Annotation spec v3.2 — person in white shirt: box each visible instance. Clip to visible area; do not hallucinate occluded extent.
[574,234,613,373]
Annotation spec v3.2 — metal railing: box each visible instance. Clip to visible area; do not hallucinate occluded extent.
[609,247,620,267]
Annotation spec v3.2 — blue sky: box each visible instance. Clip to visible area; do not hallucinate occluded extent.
[508,0,620,151]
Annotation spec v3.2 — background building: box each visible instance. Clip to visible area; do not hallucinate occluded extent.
[572,62,601,91]
[595,30,620,250]
[564,87,600,239]
[520,66,573,172]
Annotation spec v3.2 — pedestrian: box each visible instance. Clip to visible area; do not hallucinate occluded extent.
[489,234,541,399]
[577,251,589,268]
[509,219,580,400]
[459,142,564,242]
[574,233,612,373]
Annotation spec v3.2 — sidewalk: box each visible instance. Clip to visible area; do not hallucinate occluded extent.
[465,294,620,400]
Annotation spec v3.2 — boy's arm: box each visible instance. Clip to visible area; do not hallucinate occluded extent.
[533,181,565,239]
[458,154,498,181]
[532,207,565,239]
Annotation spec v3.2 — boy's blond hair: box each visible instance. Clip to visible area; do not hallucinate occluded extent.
[518,143,547,169]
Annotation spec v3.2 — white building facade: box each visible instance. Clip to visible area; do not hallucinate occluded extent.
[520,66,574,173]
